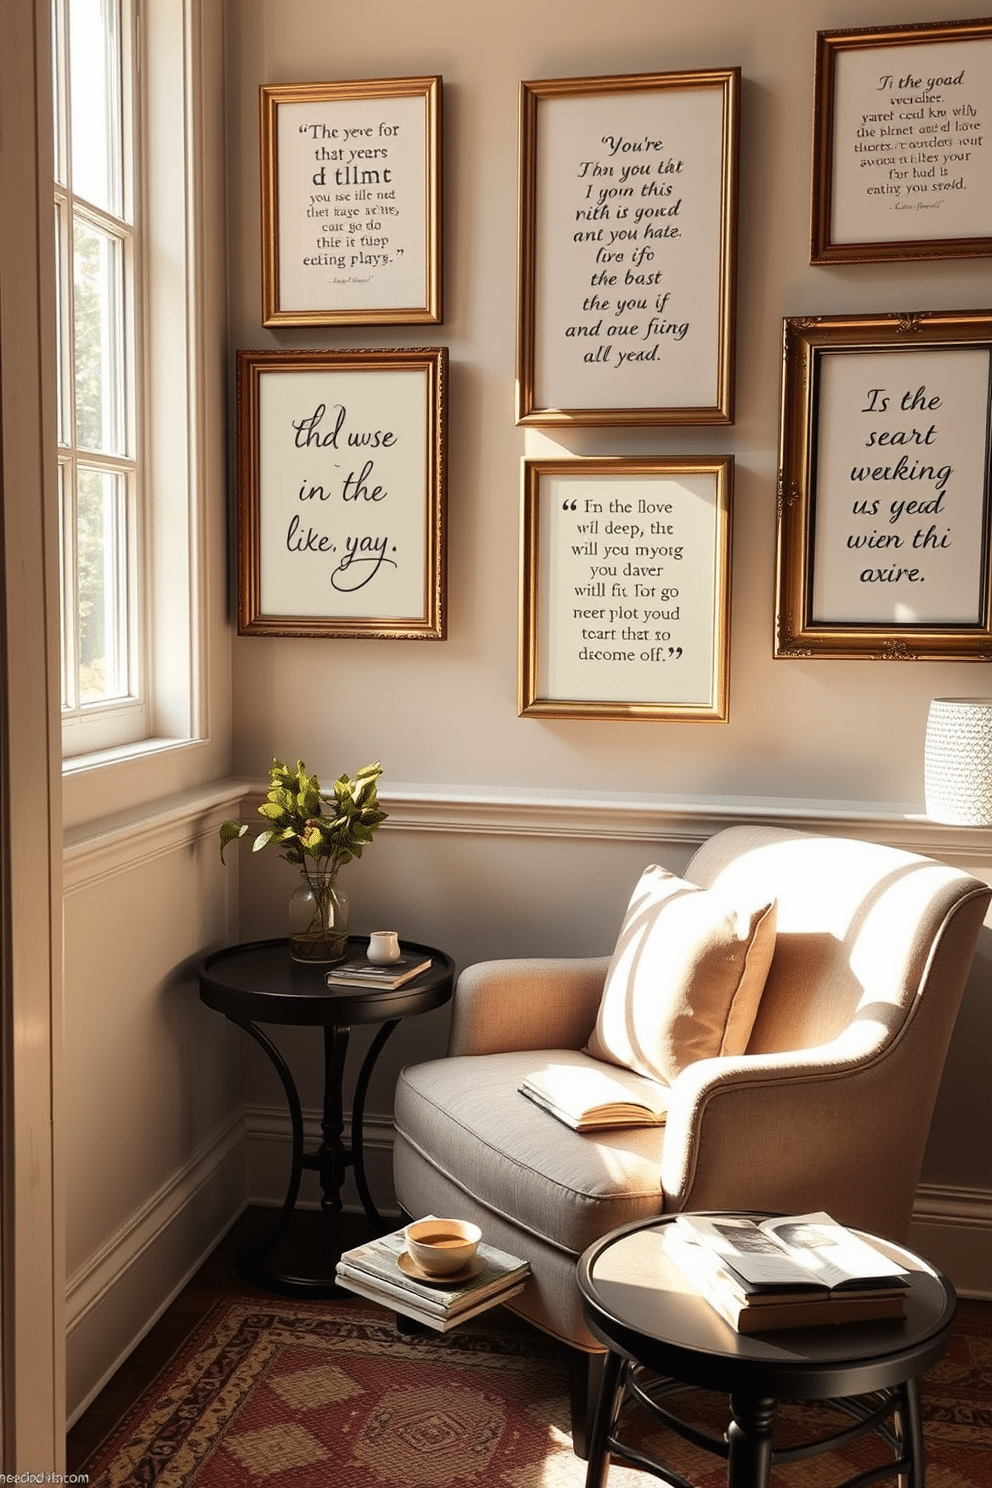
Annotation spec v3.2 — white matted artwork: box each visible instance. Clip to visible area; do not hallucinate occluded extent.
[260,77,442,325]
[517,69,739,426]
[519,458,733,721]
[775,310,992,660]
[237,347,446,638]
[812,19,992,263]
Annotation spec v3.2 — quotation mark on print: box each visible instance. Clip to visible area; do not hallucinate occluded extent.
[562,499,578,511]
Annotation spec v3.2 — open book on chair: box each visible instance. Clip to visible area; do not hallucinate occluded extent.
[518,1062,669,1131]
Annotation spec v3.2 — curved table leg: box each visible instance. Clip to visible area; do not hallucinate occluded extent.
[229,1011,405,1291]
[727,1395,777,1488]
[351,1018,400,1228]
[228,1016,306,1274]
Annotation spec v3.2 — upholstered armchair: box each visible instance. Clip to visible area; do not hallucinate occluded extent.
[393,825,989,1451]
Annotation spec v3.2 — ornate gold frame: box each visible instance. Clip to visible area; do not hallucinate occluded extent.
[260,76,442,325]
[237,347,447,639]
[775,310,992,660]
[516,69,739,426]
[519,457,733,721]
[811,19,992,264]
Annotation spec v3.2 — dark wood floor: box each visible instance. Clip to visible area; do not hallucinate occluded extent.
[67,1206,380,1474]
[68,1208,992,1476]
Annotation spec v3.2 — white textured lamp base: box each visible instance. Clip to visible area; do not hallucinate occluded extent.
[924,697,992,826]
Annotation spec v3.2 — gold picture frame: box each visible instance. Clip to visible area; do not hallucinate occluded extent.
[775,310,992,660]
[519,457,733,720]
[260,76,442,325]
[811,19,992,264]
[516,69,739,426]
[237,347,447,639]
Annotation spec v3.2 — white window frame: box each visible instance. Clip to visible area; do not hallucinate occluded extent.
[58,0,203,775]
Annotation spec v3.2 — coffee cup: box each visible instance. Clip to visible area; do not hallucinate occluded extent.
[405,1218,482,1276]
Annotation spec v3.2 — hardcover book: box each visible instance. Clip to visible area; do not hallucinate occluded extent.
[325,952,432,990]
[519,1063,669,1130]
[664,1212,910,1333]
[334,1221,529,1331]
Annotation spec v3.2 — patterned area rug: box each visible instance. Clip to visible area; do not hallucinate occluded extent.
[84,1297,992,1486]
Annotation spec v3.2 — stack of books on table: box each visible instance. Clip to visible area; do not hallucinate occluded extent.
[664,1211,912,1334]
[335,1222,530,1332]
[325,952,432,990]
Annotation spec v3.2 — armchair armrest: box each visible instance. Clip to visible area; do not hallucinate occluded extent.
[661,1036,925,1240]
[447,957,611,1057]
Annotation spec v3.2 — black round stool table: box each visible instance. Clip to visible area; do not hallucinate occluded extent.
[198,935,454,1297]
[577,1214,956,1488]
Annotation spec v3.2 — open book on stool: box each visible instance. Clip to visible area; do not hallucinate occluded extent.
[664,1212,912,1333]
[336,1219,529,1332]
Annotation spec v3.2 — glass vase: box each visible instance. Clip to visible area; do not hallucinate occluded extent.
[289,871,349,963]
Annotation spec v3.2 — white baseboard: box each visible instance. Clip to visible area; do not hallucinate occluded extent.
[245,1103,399,1218]
[909,1183,992,1300]
[65,1114,247,1425]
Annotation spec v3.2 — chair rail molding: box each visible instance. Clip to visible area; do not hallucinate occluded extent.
[236,779,992,860]
[63,781,248,891]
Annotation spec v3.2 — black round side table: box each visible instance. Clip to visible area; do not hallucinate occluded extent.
[577,1215,956,1488]
[198,935,454,1297]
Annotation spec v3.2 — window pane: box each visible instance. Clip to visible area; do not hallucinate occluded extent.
[77,465,128,702]
[68,0,123,215]
[73,215,124,454]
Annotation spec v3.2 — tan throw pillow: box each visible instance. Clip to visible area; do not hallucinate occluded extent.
[586,865,776,1085]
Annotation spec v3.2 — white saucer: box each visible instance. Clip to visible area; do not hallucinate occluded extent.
[398,1250,485,1286]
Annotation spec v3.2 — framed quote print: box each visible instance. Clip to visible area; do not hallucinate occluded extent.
[260,76,442,325]
[811,18,992,263]
[775,310,992,661]
[519,457,733,721]
[517,69,739,426]
[236,347,447,639]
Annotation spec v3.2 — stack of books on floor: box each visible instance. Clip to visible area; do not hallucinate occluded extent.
[664,1211,912,1334]
[336,1222,530,1332]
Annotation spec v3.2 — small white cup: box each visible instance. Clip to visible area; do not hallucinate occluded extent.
[367,930,401,964]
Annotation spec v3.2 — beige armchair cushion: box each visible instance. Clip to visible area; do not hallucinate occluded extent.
[585,865,777,1084]
[395,1048,668,1256]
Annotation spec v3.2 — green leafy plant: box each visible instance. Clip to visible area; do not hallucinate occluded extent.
[219,757,387,880]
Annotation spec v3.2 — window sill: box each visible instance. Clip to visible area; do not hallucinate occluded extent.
[62,734,197,777]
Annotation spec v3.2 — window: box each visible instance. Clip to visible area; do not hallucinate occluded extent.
[54,0,148,755]
[53,0,209,786]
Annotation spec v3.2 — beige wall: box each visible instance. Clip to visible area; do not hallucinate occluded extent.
[225,0,992,1278]
[58,0,992,1426]
[227,0,991,806]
